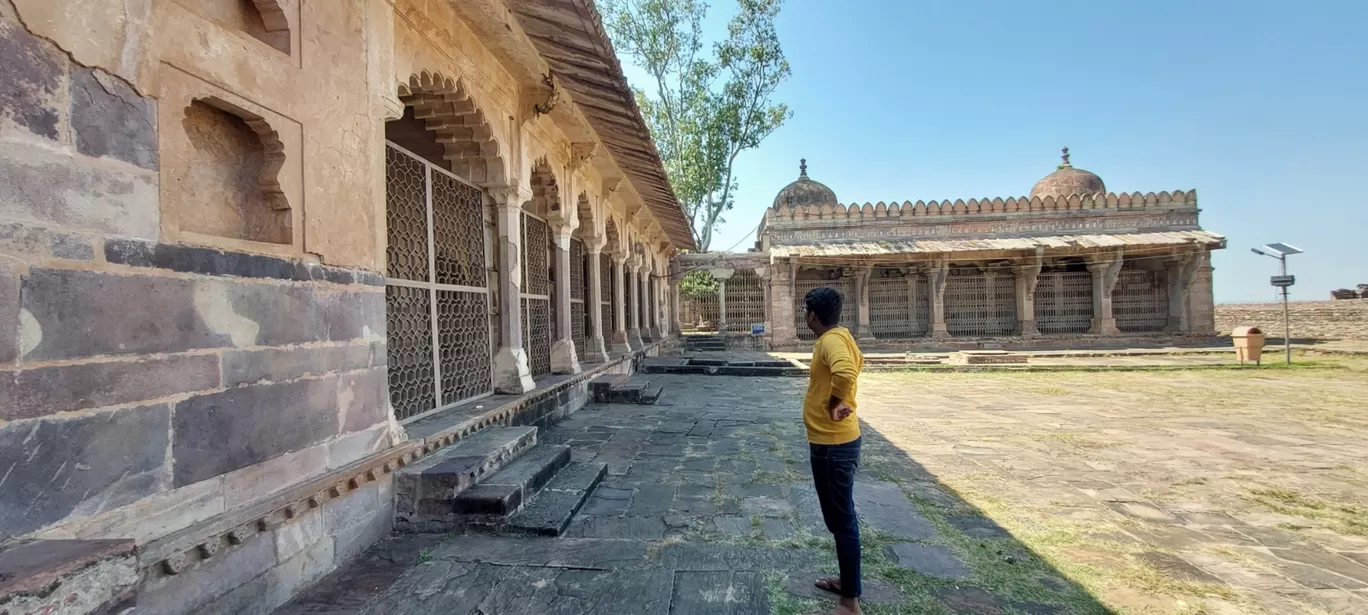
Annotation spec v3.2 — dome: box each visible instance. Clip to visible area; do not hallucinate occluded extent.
[773,159,838,209]
[1030,147,1106,199]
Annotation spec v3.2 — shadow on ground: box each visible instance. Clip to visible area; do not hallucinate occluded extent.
[280,374,1116,614]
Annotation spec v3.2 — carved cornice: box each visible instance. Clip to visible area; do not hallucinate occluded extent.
[768,190,1198,226]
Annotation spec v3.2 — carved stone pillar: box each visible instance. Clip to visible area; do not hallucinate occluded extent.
[1089,253,1123,335]
[1017,251,1043,337]
[929,261,950,339]
[711,268,733,335]
[652,261,667,340]
[770,258,798,346]
[670,258,683,335]
[583,243,609,363]
[489,187,535,394]
[906,269,920,335]
[1166,252,1202,333]
[610,252,632,355]
[643,267,659,342]
[548,224,581,374]
[1188,252,1216,334]
[855,265,873,340]
[627,256,644,349]
[756,265,771,337]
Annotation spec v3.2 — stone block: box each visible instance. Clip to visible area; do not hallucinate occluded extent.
[0,140,158,239]
[322,289,386,342]
[70,67,157,170]
[332,486,394,566]
[137,530,278,615]
[173,376,340,487]
[0,353,219,421]
[36,477,225,545]
[0,404,170,538]
[323,478,386,535]
[274,507,327,562]
[20,268,329,361]
[0,11,65,140]
[221,343,371,387]
[338,366,388,433]
[327,423,391,469]
[0,260,16,364]
[888,543,971,579]
[222,443,329,505]
[0,222,96,261]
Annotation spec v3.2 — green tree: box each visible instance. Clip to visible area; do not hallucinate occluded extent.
[601,0,791,251]
[678,269,718,299]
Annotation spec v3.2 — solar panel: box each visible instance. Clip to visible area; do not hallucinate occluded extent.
[1262,243,1303,256]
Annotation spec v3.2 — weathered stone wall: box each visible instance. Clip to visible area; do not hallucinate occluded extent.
[1214,300,1368,341]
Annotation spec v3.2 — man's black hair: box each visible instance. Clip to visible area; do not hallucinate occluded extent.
[804,287,843,327]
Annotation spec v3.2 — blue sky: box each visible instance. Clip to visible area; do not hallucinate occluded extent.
[615,0,1367,303]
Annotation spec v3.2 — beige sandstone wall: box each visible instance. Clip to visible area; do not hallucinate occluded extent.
[1214,300,1368,340]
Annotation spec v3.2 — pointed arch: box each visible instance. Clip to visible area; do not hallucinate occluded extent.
[397,70,507,186]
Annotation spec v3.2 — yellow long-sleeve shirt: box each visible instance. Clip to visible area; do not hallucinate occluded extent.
[802,326,864,445]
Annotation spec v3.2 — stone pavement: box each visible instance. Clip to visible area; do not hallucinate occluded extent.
[282,363,1368,614]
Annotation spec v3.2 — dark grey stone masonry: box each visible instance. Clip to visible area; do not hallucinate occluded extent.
[172,376,341,486]
[70,68,158,170]
[0,353,220,421]
[105,239,385,286]
[0,404,171,539]
[20,268,383,361]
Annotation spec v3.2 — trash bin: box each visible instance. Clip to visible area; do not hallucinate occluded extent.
[1232,326,1265,365]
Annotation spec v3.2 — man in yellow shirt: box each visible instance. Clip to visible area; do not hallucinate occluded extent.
[801,287,865,615]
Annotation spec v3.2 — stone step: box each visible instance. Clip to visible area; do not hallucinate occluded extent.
[640,384,664,405]
[506,462,607,536]
[453,443,572,518]
[394,426,538,531]
[607,376,656,404]
[589,374,628,403]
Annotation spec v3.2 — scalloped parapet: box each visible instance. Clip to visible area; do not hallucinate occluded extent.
[766,190,1198,222]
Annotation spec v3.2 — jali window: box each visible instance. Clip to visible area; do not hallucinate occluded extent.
[384,143,493,421]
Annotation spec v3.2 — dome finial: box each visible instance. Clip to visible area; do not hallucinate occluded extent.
[1060,146,1071,168]
[799,158,808,178]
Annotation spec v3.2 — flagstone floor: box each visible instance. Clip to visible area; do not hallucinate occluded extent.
[282,361,1368,614]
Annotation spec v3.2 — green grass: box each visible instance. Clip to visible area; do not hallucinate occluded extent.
[1247,487,1368,536]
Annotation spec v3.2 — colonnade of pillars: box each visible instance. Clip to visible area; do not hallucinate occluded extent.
[489,187,671,395]
[682,251,1205,346]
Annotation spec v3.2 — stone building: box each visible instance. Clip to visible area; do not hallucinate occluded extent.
[677,152,1224,348]
[0,0,688,613]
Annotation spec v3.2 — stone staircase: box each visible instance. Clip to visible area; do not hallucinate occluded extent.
[682,334,727,352]
[588,374,663,405]
[395,425,605,536]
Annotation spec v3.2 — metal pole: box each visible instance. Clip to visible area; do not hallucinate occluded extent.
[1281,255,1291,365]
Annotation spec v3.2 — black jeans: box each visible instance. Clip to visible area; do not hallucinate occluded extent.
[809,437,861,598]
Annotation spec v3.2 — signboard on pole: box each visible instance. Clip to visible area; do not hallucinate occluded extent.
[750,323,766,336]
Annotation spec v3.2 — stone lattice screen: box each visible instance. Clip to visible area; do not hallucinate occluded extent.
[868,269,931,339]
[680,271,720,331]
[1035,270,1094,334]
[384,144,493,420]
[1114,269,1168,333]
[723,270,765,334]
[521,214,552,377]
[944,269,1017,337]
[600,254,614,333]
[795,274,854,341]
[570,238,587,352]
[1214,300,1368,340]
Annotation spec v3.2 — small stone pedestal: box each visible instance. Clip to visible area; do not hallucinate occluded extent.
[948,350,1028,365]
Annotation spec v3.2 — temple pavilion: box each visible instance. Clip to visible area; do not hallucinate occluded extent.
[674,149,1226,349]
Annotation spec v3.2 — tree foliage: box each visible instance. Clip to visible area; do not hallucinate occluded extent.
[678,269,718,299]
[601,0,791,251]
